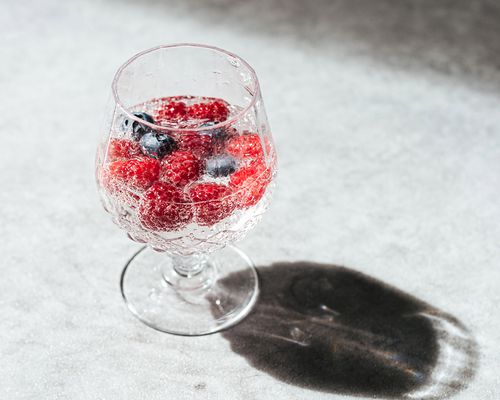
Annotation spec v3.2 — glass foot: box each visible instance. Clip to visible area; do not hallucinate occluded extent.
[120,245,259,336]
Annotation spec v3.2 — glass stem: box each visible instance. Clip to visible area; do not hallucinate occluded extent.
[172,253,207,278]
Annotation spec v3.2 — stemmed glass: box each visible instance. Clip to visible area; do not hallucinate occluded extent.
[95,44,277,335]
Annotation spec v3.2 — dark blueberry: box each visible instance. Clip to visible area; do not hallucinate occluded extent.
[199,121,228,141]
[122,112,156,140]
[206,155,238,177]
[140,132,177,159]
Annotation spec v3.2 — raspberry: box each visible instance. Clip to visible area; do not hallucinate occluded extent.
[106,157,160,191]
[226,133,267,161]
[178,132,213,159]
[99,167,141,208]
[188,183,236,226]
[156,101,187,123]
[107,139,142,161]
[187,100,229,122]
[230,162,271,208]
[160,150,201,187]
[138,182,193,231]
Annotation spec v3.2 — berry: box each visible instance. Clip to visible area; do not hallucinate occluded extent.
[99,167,141,208]
[188,183,236,226]
[230,162,271,208]
[187,100,229,122]
[199,121,227,141]
[160,150,201,187]
[156,101,187,123]
[133,112,155,124]
[107,138,142,161]
[138,182,193,231]
[178,132,213,159]
[122,112,155,140]
[200,123,238,154]
[140,132,177,159]
[106,157,160,191]
[206,155,237,177]
[226,133,266,161]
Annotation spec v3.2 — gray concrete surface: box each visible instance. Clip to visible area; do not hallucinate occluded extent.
[1,0,499,399]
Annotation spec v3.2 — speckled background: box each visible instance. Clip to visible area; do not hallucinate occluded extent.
[1,0,499,399]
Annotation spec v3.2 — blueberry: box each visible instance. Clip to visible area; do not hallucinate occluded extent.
[140,132,177,159]
[122,112,156,140]
[206,155,238,177]
[199,121,227,141]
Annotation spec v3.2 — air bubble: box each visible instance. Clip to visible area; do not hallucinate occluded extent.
[228,57,240,67]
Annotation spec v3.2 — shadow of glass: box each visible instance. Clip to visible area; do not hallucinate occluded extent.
[218,262,478,399]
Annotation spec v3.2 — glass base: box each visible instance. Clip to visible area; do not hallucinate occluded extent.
[120,245,259,336]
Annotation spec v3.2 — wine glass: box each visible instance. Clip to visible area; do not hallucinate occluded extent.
[95,44,277,335]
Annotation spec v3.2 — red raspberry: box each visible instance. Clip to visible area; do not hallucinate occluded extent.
[107,138,142,161]
[156,101,187,123]
[99,167,141,209]
[106,157,160,191]
[226,133,267,161]
[188,183,236,226]
[178,132,213,159]
[160,150,201,187]
[138,182,193,231]
[187,100,229,122]
[230,162,271,208]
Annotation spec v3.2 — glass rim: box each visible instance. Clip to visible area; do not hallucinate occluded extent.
[112,43,261,133]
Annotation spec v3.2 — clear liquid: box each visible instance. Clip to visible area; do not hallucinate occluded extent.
[98,95,276,255]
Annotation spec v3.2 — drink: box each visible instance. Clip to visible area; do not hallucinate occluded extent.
[96,44,276,335]
[98,95,275,255]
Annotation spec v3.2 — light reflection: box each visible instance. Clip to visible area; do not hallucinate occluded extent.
[406,312,478,399]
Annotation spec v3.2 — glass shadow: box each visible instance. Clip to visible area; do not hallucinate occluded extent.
[217,262,478,398]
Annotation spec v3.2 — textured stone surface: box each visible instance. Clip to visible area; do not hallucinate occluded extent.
[1,0,499,399]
